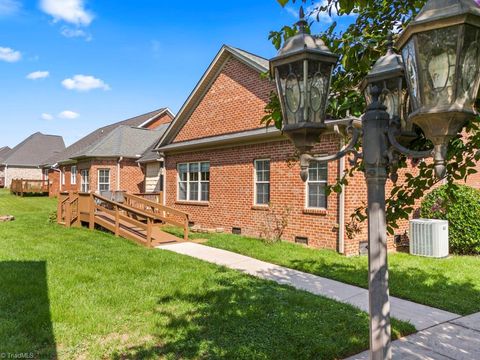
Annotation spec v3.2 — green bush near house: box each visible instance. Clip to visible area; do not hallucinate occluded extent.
[420,184,480,255]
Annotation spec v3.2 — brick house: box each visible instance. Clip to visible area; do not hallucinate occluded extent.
[153,44,480,256]
[0,132,65,188]
[0,146,11,187]
[44,109,173,197]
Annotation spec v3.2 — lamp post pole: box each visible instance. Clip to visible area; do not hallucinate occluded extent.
[363,89,392,359]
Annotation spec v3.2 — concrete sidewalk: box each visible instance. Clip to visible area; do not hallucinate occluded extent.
[158,242,459,331]
[346,312,480,359]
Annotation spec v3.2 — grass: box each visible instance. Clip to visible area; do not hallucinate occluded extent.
[165,227,480,316]
[0,190,414,359]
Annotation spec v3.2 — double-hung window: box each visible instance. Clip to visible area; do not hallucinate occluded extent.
[306,161,328,209]
[177,162,210,202]
[254,159,270,205]
[81,169,90,193]
[98,169,110,192]
[71,166,77,185]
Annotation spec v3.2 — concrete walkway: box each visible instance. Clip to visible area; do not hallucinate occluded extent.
[158,242,459,331]
[346,312,480,360]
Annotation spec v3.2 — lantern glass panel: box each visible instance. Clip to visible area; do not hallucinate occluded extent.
[308,59,333,125]
[459,24,480,109]
[417,26,459,108]
[275,60,304,126]
[402,39,421,111]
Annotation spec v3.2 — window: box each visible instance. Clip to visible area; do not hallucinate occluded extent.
[61,168,65,186]
[98,169,110,192]
[71,166,77,185]
[177,162,210,202]
[306,161,328,208]
[254,159,270,205]
[81,169,90,193]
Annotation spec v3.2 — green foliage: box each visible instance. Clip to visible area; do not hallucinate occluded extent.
[268,0,480,233]
[420,184,480,255]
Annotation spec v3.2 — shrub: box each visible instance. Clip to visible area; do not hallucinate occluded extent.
[420,184,480,255]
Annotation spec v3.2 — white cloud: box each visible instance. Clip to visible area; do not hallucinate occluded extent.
[41,113,54,121]
[26,71,50,80]
[61,74,110,92]
[61,27,92,41]
[0,0,21,16]
[40,0,94,26]
[58,110,79,119]
[0,46,21,62]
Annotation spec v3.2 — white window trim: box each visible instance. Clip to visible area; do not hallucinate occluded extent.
[71,166,77,185]
[305,159,328,210]
[81,169,90,193]
[177,161,210,202]
[254,159,270,206]
[97,169,111,192]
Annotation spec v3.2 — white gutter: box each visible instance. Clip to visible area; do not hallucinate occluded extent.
[334,126,346,255]
[117,157,123,191]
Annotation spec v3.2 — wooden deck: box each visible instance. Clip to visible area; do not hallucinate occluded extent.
[58,192,189,248]
[11,179,49,196]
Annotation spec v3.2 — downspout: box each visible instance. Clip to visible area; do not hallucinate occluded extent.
[4,164,8,188]
[158,151,166,206]
[334,126,346,255]
[117,157,123,191]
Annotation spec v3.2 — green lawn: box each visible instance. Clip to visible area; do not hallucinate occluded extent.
[164,228,480,316]
[0,190,413,359]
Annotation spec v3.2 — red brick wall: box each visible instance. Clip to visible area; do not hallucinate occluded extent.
[144,112,173,130]
[165,136,344,251]
[48,159,145,196]
[173,56,275,143]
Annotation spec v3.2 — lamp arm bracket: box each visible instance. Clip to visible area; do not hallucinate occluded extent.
[387,126,433,159]
[299,125,361,182]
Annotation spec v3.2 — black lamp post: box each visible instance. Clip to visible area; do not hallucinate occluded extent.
[270,1,480,359]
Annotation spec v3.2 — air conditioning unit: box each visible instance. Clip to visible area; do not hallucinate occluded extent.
[409,219,449,258]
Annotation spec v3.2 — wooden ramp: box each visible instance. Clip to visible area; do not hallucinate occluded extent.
[58,192,189,248]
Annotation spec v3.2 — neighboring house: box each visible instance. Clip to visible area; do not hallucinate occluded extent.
[0,146,11,187]
[0,133,65,188]
[44,108,173,196]
[152,45,412,255]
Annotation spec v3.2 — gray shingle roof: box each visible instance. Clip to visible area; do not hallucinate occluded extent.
[227,46,269,72]
[137,123,170,163]
[70,126,163,159]
[43,108,168,166]
[0,146,11,163]
[1,132,65,167]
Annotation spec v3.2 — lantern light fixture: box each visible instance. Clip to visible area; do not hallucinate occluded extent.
[269,6,339,154]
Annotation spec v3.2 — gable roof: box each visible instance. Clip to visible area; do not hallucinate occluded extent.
[44,108,171,166]
[137,123,170,163]
[2,132,65,167]
[70,126,164,160]
[154,45,269,149]
[0,146,11,163]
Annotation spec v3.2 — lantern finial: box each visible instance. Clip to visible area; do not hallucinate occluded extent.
[297,6,308,33]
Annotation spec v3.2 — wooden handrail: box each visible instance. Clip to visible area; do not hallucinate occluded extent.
[124,193,189,241]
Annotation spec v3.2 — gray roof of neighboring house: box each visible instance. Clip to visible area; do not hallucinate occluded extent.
[1,132,65,167]
[43,108,169,166]
[0,146,11,163]
[137,123,170,163]
[70,126,164,160]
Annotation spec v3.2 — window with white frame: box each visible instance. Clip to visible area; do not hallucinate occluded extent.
[254,159,270,205]
[71,166,77,185]
[306,161,328,208]
[61,168,65,186]
[98,169,110,192]
[81,169,90,193]
[177,162,210,202]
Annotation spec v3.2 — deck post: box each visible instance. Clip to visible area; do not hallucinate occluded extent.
[114,204,120,237]
[57,195,63,224]
[65,196,72,228]
[89,193,95,230]
[20,179,24,197]
[146,217,153,248]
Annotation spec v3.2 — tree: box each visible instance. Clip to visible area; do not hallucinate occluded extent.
[264,0,480,235]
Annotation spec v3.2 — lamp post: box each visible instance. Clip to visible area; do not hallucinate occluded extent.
[269,1,480,359]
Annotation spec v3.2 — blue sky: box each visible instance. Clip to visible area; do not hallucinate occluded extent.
[0,0,350,147]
